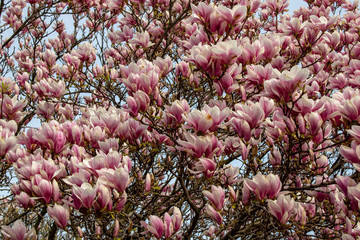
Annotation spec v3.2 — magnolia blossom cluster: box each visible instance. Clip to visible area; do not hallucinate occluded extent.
[1,0,360,239]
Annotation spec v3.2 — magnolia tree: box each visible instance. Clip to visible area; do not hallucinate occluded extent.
[1,0,360,239]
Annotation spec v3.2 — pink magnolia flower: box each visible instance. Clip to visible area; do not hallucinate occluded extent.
[164,99,190,125]
[163,213,174,239]
[190,157,217,178]
[203,186,226,211]
[182,109,213,133]
[0,120,17,133]
[115,192,127,211]
[129,31,154,48]
[203,105,230,131]
[33,122,67,154]
[33,178,53,204]
[228,186,237,203]
[310,15,339,31]
[283,18,306,36]
[175,61,191,78]
[244,173,282,200]
[313,155,328,174]
[217,4,247,25]
[0,127,17,156]
[246,64,273,85]
[204,226,216,237]
[133,90,150,112]
[205,204,223,225]
[234,101,265,129]
[63,169,91,187]
[109,25,133,43]
[177,132,223,158]
[96,184,112,210]
[36,101,55,120]
[347,183,360,210]
[214,72,239,95]
[100,113,121,136]
[71,42,96,63]
[230,118,251,141]
[154,56,172,77]
[113,219,120,237]
[72,183,98,209]
[336,175,357,196]
[339,97,360,121]
[263,66,309,102]
[222,164,240,185]
[294,203,307,226]
[145,173,151,192]
[342,234,356,240]
[98,138,119,154]
[265,0,289,13]
[172,207,182,232]
[141,215,164,239]
[47,204,70,229]
[340,141,360,165]
[1,95,26,123]
[33,78,66,98]
[348,125,360,143]
[191,2,214,23]
[268,194,295,224]
[15,192,34,208]
[307,112,323,136]
[126,96,139,117]
[1,220,36,240]
[43,49,56,67]
[98,167,130,193]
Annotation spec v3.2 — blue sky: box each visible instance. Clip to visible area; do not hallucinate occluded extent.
[288,0,307,13]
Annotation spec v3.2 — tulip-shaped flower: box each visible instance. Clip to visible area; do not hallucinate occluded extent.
[145,173,152,192]
[222,164,240,185]
[98,167,130,193]
[228,186,237,203]
[340,141,360,165]
[177,132,222,158]
[72,183,97,209]
[0,127,17,156]
[182,109,214,133]
[307,112,323,136]
[164,99,190,125]
[71,42,96,63]
[1,220,36,240]
[268,194,295,224]
[172,207,182,232]
[190,157,216,178]
[348,125,360,143]
[97,184,112,210]
[244,173,282,200]
[204,226,216,237]
[34,179,53,204]
[47,204,70,229]
[205,204,223,225]
[336,175,357,196]
[141,207,183,239]
[203,186,226,211]
[347,183,360,210]
[15,192,34,208]
[163,213,174,239]
[263,66,309,102]
[204,105,230,131]
[115,192,127,211]
[141,215,163,239]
